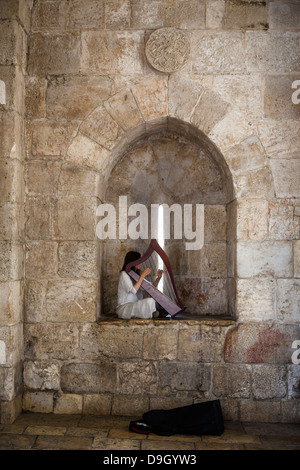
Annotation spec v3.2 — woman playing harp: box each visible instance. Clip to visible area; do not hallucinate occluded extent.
[116,251,170,320]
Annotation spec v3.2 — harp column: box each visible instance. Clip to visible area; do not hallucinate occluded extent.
[158,205,164,287]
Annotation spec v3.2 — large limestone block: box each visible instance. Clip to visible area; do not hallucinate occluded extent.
[45,279,99,322]
[224,135,267,175]
[58,163,100,197]
[0,281,22,325]
[294,240,300,278]
[0,202,23,241]
[53,394,82,415]
[178,324,228,363]
[52,195,98,241]
[25,160,61,196]
[118,361,157,395]
[0,158,24,203]
[69,0,105,29]
[24,323,79,361]
[0,19,25,67]
[270,159,300,198]
[246,32,300,73]
[23,361,60,391]
[277,279,300,323]
[58,241,98,279]
[143,326,178,360]
[224,323,299,364]
[240,400,281,423]
[25,197,51,240]
[257,119,300,160]
[25,76,47,119]
[192,31,246,74]
[213,364,251,398]
[28,32,80,76]
[157,361,210,394]
[168,74,204,122]
[269,1,300,29]
[252,365,286,399]
[268,199,300,241]
[28,121,78,158]
[236,278,275,322]
[24,279,47,323]
[233,166,274,199]
[237,241,293,278]
[66,133,111,173]
[206,0,225,29]
[31,0,69,31]
[131,77,168,122]
[236,199,268,241]
[79,323,143,361]
[0,241,23,281]
[224,0,268,30]
[0,324,23,367]
[191,88,229,135]
[80,106,123,150]
[61,362,116,394]
[25,241,58,279]
[80,31,144,74]
[104,89,144,130]
[105,0,131,30]
[22,390,53,413]
[264,75,300,120]
[47,75,112,120]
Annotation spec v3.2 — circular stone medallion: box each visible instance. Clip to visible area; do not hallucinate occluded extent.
[145,27,190,73]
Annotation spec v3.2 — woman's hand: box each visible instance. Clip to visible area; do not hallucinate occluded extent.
[142,267,151,278]
[157,269,163,279]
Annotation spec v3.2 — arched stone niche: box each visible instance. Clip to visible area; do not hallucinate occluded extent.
[100,117,236,318]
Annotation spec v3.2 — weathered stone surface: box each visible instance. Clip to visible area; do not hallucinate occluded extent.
[25,76,46,119]
[23,391,53,413]
[178,325,228,362]
[237,241,293,278]
[105,0,131,29]
[192,31,246,73]
[287,365,300,400]
[294,240,300,278]
[0,241,23,281]
[45,280,98,322]
[246,32,300,73]
[80,106,123,150]
[118,362,157,395]
[104,89,143,131]
[66,133,111,173]
[191,88,229,134]
[168,74,203,122]
[24,280,47,323]
[269,1,300,30]
[264,75,300,120]
[158,362,210,394]
[0,20,25,67]
[83,393,112,415]
[68,0,105,30]
[53,394,82,414]
[79,323,143,360]
[236,279,275,322]
[143,326,178,360]
[224,135,267,175]
[206,0,225,29]
[270,159,300,198]
[31,0,69,31]
[57,241,98,279]
[28,121,78,158]
[112,395,148,417]
[132,77,168,121]
[234,166,274,199]
[277,279,300,323]
[268,199,300,241]
[252,365,287,399]
[213,364,251,398]
[0,281,22,326]
[240,400,281,423]
[58,164,100,197]
[25,241,57,279]
[47,75,112,120]
[0,158,24,203]
[24,323,79,361]
[23,361,60,391]
[237,199,268,241]
[257,119,300,160]
[25,160,61,196]
[80,31,144,74]
[224,0,268,30]
[28,32,80,76]
[224,323,299,364]
[52,196,98,241]
[0,202,23,241]
[61,363,116,394]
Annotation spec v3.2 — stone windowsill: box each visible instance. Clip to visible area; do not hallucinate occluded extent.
[98,313,236,326]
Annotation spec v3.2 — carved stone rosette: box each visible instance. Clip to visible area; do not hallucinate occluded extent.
[145,27,190,73]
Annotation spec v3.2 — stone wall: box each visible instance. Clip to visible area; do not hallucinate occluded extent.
[0,0,299,423]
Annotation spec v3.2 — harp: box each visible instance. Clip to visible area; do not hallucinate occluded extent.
[125,239,185,317]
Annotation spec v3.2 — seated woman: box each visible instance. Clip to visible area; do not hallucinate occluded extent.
[116,251,169,319]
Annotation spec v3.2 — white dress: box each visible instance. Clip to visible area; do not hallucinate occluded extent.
[116,271,156,319]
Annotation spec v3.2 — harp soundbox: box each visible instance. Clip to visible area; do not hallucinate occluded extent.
[125,239,185,317]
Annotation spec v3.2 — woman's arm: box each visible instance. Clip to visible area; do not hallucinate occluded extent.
[133,267,151,292]
[152,269,163,288]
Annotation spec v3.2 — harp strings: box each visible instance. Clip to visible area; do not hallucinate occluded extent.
[141,252,177,304]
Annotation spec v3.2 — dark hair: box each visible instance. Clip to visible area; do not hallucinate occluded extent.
[121,251,141,273]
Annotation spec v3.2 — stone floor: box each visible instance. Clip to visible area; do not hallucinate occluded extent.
[0,413,299,450]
